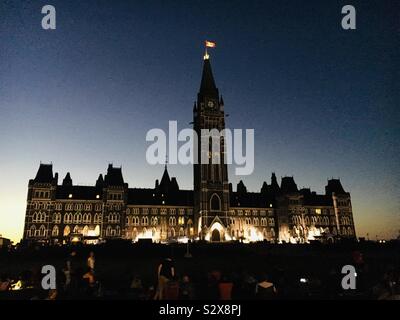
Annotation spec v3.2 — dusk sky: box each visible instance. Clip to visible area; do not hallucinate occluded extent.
[0,0,399,243]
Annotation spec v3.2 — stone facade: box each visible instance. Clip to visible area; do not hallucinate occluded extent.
[22,55,356,244]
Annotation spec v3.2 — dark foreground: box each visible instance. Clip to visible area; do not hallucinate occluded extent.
[0,241,399,300]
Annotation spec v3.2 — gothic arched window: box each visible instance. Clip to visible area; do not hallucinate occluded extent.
[63,225,70,237]
[39,225,46,237]
[52,226,59,237]
[29,225,36,237]
[210,194,221,211]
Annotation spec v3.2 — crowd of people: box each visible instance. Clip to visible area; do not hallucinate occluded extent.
[0,246,399,300]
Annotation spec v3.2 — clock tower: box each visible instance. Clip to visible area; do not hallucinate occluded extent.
[193,53,230,241]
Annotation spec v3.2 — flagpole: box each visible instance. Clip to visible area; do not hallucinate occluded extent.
[204,47,209,60]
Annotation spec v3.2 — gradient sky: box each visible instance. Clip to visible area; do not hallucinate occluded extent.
[0,0,399,243]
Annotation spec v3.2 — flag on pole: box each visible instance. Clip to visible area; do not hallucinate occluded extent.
[205,40,216,48]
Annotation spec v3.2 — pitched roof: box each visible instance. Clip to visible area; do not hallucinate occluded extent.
[280,176,298,194]
[104,164,125,186]
[96,174,104,188]
[34,164,54,183]
[325,179,347,195]
[62,172,73,186]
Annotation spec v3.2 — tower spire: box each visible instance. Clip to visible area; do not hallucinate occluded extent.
[199,55,218,98]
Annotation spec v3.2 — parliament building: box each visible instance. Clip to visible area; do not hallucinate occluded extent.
[22,54,356,244]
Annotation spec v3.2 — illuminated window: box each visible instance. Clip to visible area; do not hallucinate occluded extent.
[63,225,70,237]
[96,195,100,199]
[64,213,73,224]
[83,213,91,223]
[315,208,321,214]
[69,194,73,198]
[151,217,158,225]
[169,217,176,226]
[74,213,82,223]
[53,213,61,224]
[29,225,36,237]
[132,216,139,226]
[94,213,102,223]
[261,218,267,226]
[253,218,259,226]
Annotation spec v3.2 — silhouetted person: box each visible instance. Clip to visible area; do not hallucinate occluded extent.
[66,251,78,295]
[179,275,195,300]
[87,251,95,272]
[82,267,96,297]
[256,274,276,299]
[62,261,72,291]
[154,257,175,300]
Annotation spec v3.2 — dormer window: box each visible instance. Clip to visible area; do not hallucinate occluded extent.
[68,194,72,199]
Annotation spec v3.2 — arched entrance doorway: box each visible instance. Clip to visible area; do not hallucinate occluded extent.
[211,229,221,242]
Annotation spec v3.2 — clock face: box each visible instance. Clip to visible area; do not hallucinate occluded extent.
[207,100,215,109]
